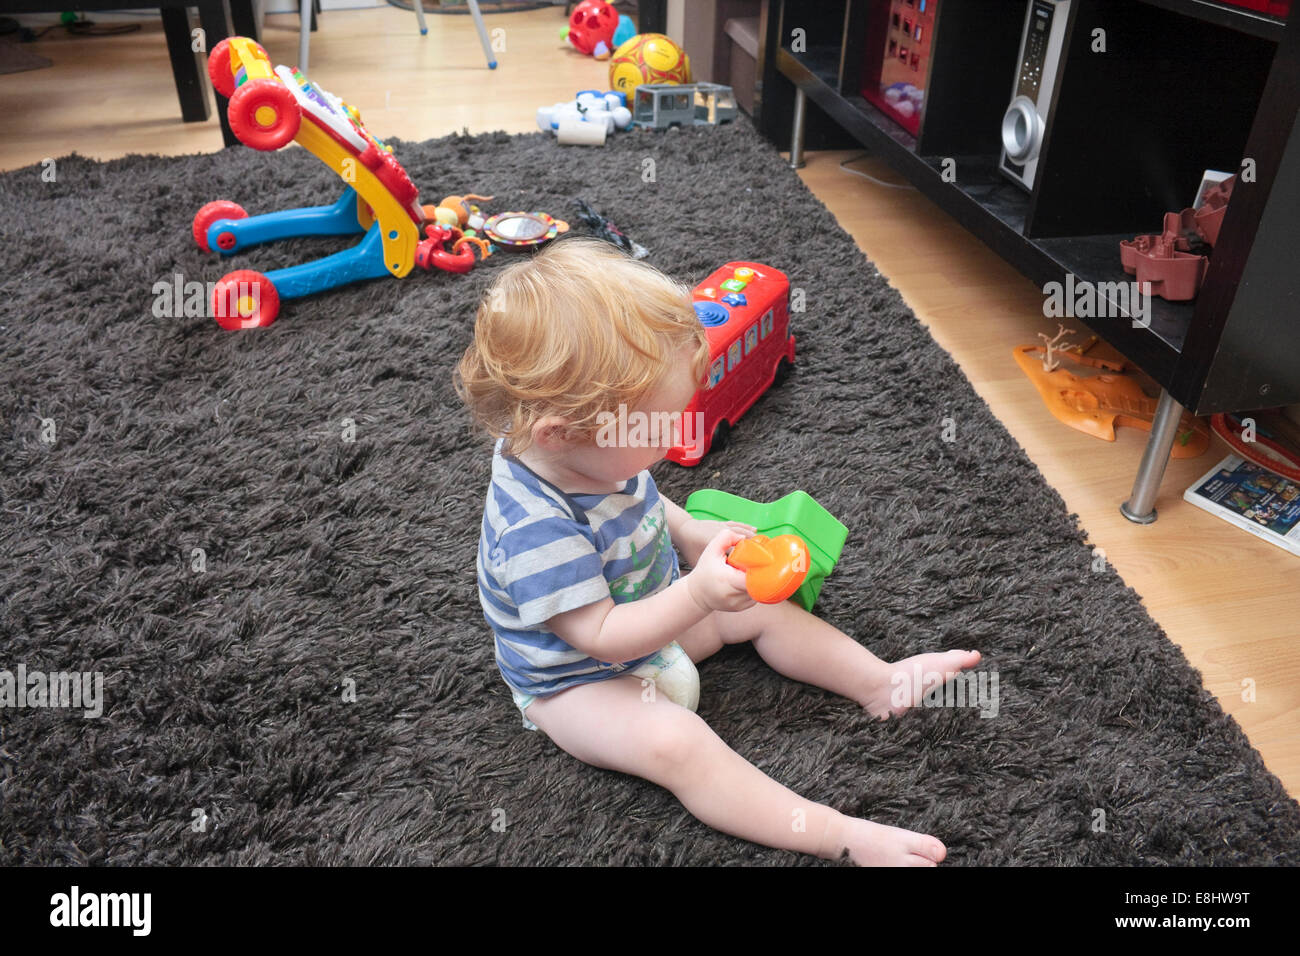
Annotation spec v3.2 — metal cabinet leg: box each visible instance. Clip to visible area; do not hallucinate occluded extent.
[789,87,806,169]
[1120,389,1185,524]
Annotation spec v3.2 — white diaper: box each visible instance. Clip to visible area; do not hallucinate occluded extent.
[511,640,700,731]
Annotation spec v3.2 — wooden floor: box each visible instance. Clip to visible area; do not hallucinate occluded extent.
[4,7,1296,796]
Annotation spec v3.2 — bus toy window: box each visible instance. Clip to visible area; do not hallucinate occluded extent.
[635,89,654,122]
[674,93,690,112]
[760,309,773,339]
[727,340,742,372]
[708,356,725,388]
[745,324,758,355]
[694,89,710,123]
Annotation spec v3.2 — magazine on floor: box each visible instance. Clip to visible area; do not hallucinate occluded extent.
[1184,454,1300,557]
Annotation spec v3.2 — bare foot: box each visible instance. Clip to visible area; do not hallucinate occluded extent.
[823,812,947,866]
[858,650,983,720]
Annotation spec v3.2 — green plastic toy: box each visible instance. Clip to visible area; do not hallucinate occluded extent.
[684,490,847,611]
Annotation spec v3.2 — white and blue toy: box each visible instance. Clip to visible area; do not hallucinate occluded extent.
[536,90,633,146]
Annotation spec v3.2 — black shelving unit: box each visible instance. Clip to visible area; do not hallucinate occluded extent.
[754,0,1300,522]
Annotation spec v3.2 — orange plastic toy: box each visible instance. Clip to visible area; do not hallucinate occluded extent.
[1012,344,1209,456]
[725,534,811,604]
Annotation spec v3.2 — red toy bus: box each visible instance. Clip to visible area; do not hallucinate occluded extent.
[667,261,796,465]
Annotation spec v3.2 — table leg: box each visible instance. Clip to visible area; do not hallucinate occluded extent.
[197,0,238,147]
[160,6,209,123]
[229,0,261,43]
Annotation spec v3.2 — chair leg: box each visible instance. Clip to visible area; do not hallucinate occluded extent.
[1120,389,1185,524]
[413,0,429,36]
[466,0,496,69]
[299,0,312,71]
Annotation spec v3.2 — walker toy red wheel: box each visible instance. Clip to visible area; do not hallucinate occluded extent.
[207,38,269,98]
[228,78,301,151]
[212,270,280,330]
[207,39,236,98]
[193,200,248,253]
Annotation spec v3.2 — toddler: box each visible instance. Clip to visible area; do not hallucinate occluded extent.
[455,237,981,866]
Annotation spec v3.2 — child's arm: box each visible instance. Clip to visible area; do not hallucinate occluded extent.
[661,495,755,567]
[547,528,753,662]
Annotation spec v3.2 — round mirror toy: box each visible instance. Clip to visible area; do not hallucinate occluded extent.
[482,211,569,250]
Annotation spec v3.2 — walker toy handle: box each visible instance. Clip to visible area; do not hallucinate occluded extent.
[725,534,810,604]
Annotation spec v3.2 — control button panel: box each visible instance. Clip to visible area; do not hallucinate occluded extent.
[1017,1,1056,100]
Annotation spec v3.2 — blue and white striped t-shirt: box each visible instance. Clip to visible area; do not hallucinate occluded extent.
[477,438,681,697]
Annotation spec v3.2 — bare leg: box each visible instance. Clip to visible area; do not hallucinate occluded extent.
[677,599,982,720]
[525,674,946,866]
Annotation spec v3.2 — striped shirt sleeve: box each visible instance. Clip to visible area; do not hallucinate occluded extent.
[487,514,612,629]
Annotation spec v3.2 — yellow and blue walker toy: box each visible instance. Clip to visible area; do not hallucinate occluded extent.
[193,37,484,330]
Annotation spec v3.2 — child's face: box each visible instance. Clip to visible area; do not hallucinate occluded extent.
[564,355,700,484]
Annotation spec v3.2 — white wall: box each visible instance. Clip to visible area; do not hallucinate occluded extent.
[667,0,685,42]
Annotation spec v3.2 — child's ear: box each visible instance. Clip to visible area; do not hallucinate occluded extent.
[532,416,574,451]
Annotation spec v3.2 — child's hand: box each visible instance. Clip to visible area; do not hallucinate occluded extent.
[678,517,756,565]
[686,528,756,613]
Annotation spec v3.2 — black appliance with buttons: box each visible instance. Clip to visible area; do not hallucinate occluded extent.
[999,0,1071,190]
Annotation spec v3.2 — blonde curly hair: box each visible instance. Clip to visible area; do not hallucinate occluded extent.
[454,237,710,457]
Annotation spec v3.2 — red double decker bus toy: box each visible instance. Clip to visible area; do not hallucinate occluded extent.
[667,262,796,466]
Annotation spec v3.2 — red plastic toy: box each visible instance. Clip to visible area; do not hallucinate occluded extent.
[1119,175,1235,302]
[414,223,483,274]
[667,262,796,465]
[565,0,620,58]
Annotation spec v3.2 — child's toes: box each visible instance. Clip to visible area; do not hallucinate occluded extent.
[942,649,981,674]
[910,835,947,863]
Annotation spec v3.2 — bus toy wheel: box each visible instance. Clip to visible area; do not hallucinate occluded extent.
[773,357,793,388]
[710,420,731,454]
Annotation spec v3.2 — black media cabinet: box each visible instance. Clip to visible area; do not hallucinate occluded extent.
[753,0,1300,522]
